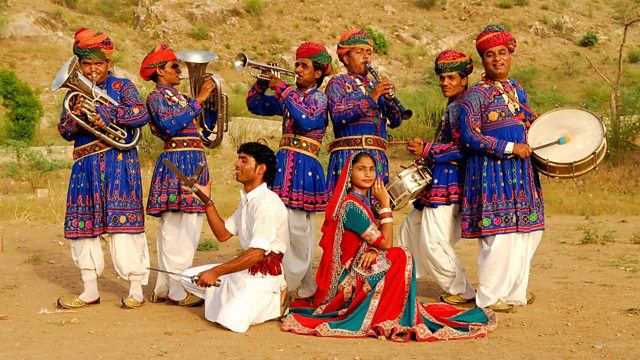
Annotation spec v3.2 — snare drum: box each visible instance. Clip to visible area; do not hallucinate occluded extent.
[528,107,607,178]
[386,164,432,210]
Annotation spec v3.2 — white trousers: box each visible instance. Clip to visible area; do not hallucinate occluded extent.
[476,231,542,307]
[183,264,285,333]
[282,208,317,297]
[71,233,150,284]
[154,212,204,300]
[398,204,475,298]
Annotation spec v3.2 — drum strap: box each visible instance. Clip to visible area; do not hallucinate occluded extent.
[486,79,538,119]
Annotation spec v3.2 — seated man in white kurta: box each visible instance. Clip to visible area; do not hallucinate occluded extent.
[182,142,289,333]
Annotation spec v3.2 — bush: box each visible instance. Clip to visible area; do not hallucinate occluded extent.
[364,26,389,55]
[515,0,530,5]
[498,0,514,9]
[243,0,264,15]
[1,140,71,190]
[188,26,209,40]
[579,32,599,47]
[0,70,43,144]
[631,231,640,245]
[627,49,640,64]
[416,0,439,8]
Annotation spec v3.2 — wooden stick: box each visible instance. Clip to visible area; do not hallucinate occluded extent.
[388,141,410,145]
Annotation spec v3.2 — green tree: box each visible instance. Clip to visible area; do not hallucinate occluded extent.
[0,70,43,144]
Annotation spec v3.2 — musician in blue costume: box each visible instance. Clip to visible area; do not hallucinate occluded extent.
[140,44,216,307]
[398,50,476,306]
[459,24,543,312]
[325,29,403,193]
[57,28,150,310]
[245,42,332,298]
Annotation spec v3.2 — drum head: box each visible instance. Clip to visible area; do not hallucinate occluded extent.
[528,108,605,163]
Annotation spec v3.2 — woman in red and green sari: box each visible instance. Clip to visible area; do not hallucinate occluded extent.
[281,152,497,341]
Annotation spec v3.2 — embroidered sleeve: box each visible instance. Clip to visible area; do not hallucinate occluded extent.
[279,87,328,131]
[95,80,149,128]
[343,202,383,245]
[326,76,378,128]
[147,89,201,137]
[379,96,402,129]
[460,86,508,157]
[58,92,80,141]
[429,103,464,163]
[246,83,283,117]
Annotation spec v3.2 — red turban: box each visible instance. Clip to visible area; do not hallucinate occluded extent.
[296,42,333,76]
[434,50,473,77]
[336,29,374,63]
[139,44,177,81]
[475,24,517,57]
[73,28,114,61]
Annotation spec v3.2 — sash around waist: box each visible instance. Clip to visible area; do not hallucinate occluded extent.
[279,134,322,159]
[164,137,204,152]
[328,135,387,153]
[73,140,112,161]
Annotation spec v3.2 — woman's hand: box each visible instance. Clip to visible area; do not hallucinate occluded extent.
[371,178,391,208]
[357,249,378,270]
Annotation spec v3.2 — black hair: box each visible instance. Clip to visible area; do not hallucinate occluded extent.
[237,142,277,187]
[312,61,327,88]
[149,62,168,83]
[352,152,375,167]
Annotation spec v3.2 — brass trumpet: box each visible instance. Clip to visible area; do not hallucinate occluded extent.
[51,56,141,150]
[234,52,297,83]
[177,50,229,149]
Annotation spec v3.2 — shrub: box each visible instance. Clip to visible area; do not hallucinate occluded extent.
[416,0,439,8]
[541,3,550,10]
[498,0,514,9]
[579,32,599,47]
[243,0,264,15]
[188,26,209,40]
[0,70,43,144]
[627,49,640,64]
[1,141,71,190]
[197,239,220,251]
[515,0,529,5]
[53,0,78,9]
[364,27,389,55]
[577,220,616,244]
[631,231,640,245]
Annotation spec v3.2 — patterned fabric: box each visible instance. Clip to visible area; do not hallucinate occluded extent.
[72,140,111,161]
[475,24,517,56]
[325,72,403,193]
[140,44,177,81]
[327,135,387,153]
[296,42,333,76]
[58,75,148,239]
[246,81,329,212]
[459,78,544,238]
[281,153,497,342]
[72,28,114,60]
[248,252,284,276]
[413,94,466,209]
[434,50,473,77]
[279,134,321,159]
[336,29,374,60]
[146,84,210,216]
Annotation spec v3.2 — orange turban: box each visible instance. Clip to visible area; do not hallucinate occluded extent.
[139,44,177,81]
[72,28,114,61]
[336,29,373,63]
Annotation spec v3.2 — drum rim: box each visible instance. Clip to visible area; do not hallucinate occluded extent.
[533,138,607,178]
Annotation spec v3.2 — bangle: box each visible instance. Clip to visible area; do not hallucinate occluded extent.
[368,247,380,254]
[204,199,214,209]
[380,212,393,220]
[378,207,392,215]
[380,217,393,225]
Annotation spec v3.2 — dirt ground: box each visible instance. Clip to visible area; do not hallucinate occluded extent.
[1,212,639,360]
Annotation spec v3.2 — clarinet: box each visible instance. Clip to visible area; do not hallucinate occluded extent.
[365,63,413,120]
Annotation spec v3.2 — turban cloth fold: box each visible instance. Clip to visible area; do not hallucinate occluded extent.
[73,28,114,61]
[296,42,333,76]
[139,44,177,81]
[434,50,473,77]
[475,24,517,56]
[336,29,374,61]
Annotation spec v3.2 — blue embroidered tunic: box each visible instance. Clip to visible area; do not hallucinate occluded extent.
[413,95,466,209]
[325,72,403,193]
[145,84,212,216]
[246,81,328,212]
[459,79,544,238]
[58,74,149,240]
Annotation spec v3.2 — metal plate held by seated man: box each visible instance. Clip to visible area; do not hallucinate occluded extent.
[386,163,432,210]
[528,107,607,179]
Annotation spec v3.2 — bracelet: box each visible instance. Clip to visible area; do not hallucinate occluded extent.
[380,212,393,220]
[204,199,214,209]
[368,247,380,254]
[380,218,393,225]
[378,207,392,215]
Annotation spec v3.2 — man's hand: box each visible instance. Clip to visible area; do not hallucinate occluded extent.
[182,178,212,202]
[89,113,107,129]
[357,249,378,270]
[267,73,283,91]
[196,267,220,288]
[370,77,393,102]
[195,76,216,104]
[407,137,424,156]
[512,143,533,158]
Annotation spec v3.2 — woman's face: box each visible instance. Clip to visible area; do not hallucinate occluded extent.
[350,155,376,193]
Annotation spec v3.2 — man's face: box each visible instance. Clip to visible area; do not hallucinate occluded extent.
[438,71,468,99]
[78,59,111,85]
[294,58,321,89]
[157,61,182,86]
[234,153,263,185]
[343,46,372,76]
[482,45,512,82]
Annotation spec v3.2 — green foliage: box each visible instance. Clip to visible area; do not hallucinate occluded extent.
[79,0,136,24]
[243,0,264,15]
[579,32,599,47]
[631,231,640,245]
[53,0,78,9]
[24,253,42,264]
[388,86,444,142]
[0,141,71,189]
[188,26,209,40]
[498,0,514,9]
[416,0,439,8]
[540,3,550,10]
[0,15,6,33]
[515,0,529,5]
[197,239,220,251]
[577,220,616,245]
[627,49,640,64]
[364,27,389,55]
[0,70,43,144]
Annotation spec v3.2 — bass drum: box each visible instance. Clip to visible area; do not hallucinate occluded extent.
[528,107,607,178]
[386,163,432,210]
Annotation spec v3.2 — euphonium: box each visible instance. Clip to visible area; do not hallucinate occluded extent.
[234,52,297,83]
[51,56,141,151]
[176,50,229,149]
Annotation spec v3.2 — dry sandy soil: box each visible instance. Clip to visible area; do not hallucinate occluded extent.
[1,212,639,359]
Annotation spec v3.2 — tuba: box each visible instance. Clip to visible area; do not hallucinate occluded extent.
[234,52,297,83]
[51,56,141,151]
[176,50,229,149]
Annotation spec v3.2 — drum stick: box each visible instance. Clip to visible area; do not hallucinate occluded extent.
[531,136,570,151]
[388,141,410,145]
